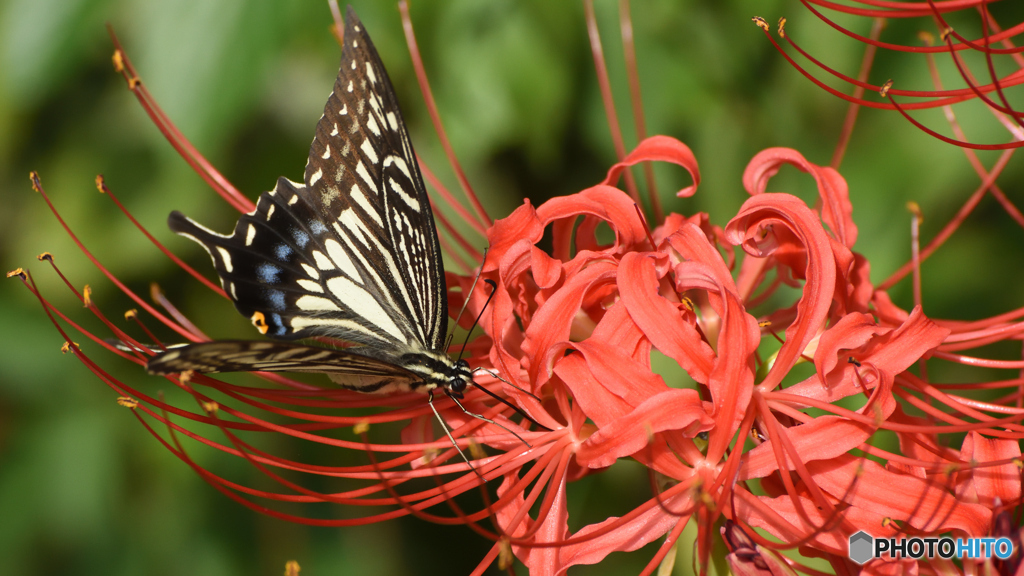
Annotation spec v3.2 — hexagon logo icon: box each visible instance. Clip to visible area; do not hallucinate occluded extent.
[849,531,874,565]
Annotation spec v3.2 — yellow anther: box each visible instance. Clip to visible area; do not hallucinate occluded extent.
[202,401,219,415]
[420,447,439,465]
[497,539,514,570]
[879,79,893,98]
[124,309,138,320]
[353,420,370,435]
[906,201,923,223]
[6,268,25,279]
[751,16,769,32]
[777,17,787,38]
[112,50,125,73]
[117,397,139,408]
[469,439,487,460]
[37,252,53,262]
[284,560,301,576]
[83,285,93,307]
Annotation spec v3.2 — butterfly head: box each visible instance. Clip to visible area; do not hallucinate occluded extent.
[445,359,473,399]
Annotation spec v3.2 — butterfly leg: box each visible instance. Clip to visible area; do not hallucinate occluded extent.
[446,392,533,448]
[427,389,477,470]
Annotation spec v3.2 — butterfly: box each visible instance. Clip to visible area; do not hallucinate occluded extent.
[147,7,483,408]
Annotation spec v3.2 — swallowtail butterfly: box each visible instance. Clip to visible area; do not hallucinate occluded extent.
[147,7,475,401]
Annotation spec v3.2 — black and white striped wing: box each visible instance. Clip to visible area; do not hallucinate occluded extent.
[147,341,419,393]
[164,8,446,365]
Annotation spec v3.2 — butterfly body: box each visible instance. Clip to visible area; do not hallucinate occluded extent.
[147,8,473,399]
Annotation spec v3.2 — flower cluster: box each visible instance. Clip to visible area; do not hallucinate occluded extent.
[457,136,1024,575]
[12,3,1024,575]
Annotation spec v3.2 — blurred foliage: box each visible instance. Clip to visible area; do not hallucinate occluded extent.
[2,0,1024,574]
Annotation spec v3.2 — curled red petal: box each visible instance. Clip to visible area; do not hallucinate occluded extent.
[538,185,648,258]
[743,147,858,247]
[740,457,992,545]
[553,353,634,433]
[589,299,649,362]
[816,457,991,537]
[741,371,894,480]
[725,193,836,393]
[486,199,543,270]
[957,432,1022,508]
[618,252,715,384]
[601,135,701,198]
[555,339,668,427]
[530,246,563,290]
[790,306,950,404]
[814,311,889,389]
[576,388,712,468]
[672,260,761,460]
[524,259,618,388]
[665,222,737,293]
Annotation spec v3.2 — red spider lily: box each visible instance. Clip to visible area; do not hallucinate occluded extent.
[12,3,1024,576]
[468,134,1024,574]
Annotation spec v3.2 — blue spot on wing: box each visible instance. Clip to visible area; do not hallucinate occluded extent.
[274,244,292,261]
[265,289,286,311]
[309,221,327,236]
[269,313,287,336]
[292,229,310,248]
[257,263,282,284]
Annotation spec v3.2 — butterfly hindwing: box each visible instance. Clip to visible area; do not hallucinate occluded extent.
[168,179,419,352]
[146,340,420,393]
[164,8,447,365]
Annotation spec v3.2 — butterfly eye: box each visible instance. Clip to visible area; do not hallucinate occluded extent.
[448,371,468,396]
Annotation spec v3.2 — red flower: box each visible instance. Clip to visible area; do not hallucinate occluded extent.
[13,5,1024,575]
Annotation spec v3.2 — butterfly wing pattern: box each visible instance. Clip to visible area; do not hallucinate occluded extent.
[147,7,469,395]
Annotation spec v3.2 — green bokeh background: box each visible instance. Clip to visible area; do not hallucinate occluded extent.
[2,0,1024,574]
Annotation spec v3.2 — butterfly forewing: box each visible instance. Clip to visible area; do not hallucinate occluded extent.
[302,8,447,351]
[160,8,447,373]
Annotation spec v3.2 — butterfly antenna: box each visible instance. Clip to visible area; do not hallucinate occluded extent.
[445,247,488,351]
[456,278,497,363]
[455,279,552,434]
[427,390,488,486]
[446,390,534,448]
